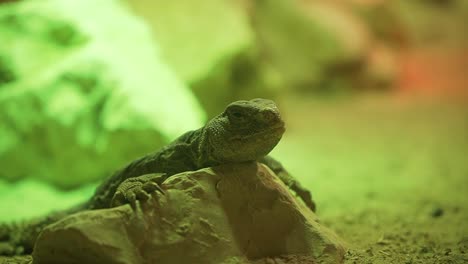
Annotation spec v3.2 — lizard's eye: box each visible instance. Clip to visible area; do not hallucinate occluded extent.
[231,111,243,118]
[225,104,249,122]
[226,107,246,121]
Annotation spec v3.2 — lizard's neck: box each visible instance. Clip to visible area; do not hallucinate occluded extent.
[193,127,221,169]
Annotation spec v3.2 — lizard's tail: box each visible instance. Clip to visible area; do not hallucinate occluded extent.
[0,219,42,255]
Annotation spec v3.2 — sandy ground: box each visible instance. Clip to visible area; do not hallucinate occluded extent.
[271,93,468,263]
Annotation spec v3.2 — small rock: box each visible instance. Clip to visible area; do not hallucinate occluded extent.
[431,208,444,218]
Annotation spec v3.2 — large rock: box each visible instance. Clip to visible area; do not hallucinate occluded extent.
[126,0,275,117]
[127,0,253,86]
[0,0,205,188]
[252,0,371,92]
[32,162,345,264]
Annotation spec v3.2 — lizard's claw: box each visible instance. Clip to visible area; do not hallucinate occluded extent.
[291,183,316,212]
[111,173,166,208]
[136,188,151,201]
[142,181,165,194]
[297,189,316,212]
[112,191,126,207]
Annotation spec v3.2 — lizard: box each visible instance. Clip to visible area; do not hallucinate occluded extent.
[0,98,315,256]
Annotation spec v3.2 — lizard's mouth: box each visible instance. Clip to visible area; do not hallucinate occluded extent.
[228,122,285,141]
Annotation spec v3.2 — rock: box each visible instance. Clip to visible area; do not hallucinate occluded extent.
[251,0,371,92]
[33,162,346,264]
[127,0,253,86]
[127,0,267,117]
[0,0,205,188]
[362,43,398,89]
[431,207,444,218]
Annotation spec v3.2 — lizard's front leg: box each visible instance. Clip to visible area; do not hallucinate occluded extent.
[111,173,166,208]
[260,156,316,212]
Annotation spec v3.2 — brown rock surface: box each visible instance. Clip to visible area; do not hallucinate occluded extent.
[32,162,345,264]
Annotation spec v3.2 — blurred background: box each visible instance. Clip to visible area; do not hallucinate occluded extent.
[0,0,467,262]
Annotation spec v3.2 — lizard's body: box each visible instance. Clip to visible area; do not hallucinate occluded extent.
[0,98,315,255]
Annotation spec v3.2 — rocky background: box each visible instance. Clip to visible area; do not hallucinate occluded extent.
[1,0,466,189]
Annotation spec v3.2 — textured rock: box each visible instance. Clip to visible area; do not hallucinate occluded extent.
[33,162,345,264]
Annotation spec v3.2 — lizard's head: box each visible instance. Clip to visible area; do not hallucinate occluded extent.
[203,98,285,164]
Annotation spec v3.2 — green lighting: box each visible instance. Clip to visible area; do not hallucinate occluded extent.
[0,0,205,220]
